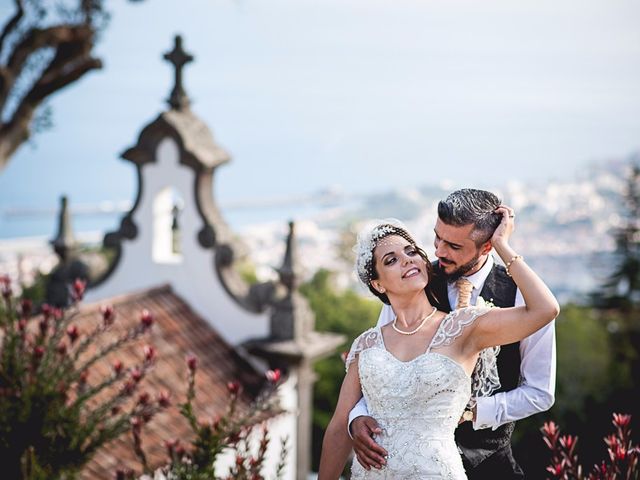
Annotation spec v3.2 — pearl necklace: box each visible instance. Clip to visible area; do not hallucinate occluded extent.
[392,307,437,336]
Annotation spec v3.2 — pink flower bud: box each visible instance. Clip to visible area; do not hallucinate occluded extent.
[164,438,179,455]
[79,369,89,384]
[265,368,281,383]
[0,275,11,299]
[157,390,171,408]
[559,434,577,453]
[612,413,632,428]
[130,416,142,432]
[130,368,143,383]
[227,381,242,395]
[546,463,564,477]
[20,299,33,318]
[612,445,628,461]
[212,415,222,431]
[113,360,123,375]
[39,318,48,335]
[604,433,618,448]
[137,391,150,405]
[593,461,609,475]
[143,345,155,362]
[186,354,198,371]
[116,468,134,480]
[57,342,67,355]
[18,319,27,332]
[140,309,153,329]
[175,443,186,456]
[33,346,45,359]
[71,279,86,302]
[66,325,79,343]
[101,305,115,326]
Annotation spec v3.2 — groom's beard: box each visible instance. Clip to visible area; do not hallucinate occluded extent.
[441,252,483,282]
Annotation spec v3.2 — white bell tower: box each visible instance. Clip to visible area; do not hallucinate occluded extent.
[86,36,269,344]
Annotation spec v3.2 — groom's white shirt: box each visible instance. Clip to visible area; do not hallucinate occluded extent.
[347,255,556,432]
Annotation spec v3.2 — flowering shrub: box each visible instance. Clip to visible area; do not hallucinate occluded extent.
[0,275,166,479]
[120,356,288,480]
[542,413,639,479]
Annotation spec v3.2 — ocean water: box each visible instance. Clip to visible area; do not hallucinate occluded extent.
[0,201,335,241]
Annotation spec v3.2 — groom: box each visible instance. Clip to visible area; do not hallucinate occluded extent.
[348,188,556,478]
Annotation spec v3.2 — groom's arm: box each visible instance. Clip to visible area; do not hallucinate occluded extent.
[348,396,369,437]
[474,290,556,430]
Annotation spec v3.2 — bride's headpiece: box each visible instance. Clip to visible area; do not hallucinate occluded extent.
[354,218,416,285]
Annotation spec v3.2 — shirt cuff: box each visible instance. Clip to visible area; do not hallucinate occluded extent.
[473,395,497,431]
[347,414,365,440]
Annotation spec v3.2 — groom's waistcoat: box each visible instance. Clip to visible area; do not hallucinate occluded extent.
[429,262,520,466]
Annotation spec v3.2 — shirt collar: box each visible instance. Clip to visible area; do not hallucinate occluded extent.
[450,255,494,291]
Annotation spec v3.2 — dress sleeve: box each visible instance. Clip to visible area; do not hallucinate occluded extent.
[468,345,501,408]
[344,328,382,373]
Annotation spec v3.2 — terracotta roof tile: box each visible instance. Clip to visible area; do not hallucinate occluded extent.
[76,285,266,479]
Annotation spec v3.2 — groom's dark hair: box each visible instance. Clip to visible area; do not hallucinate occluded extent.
[437,189,502,245]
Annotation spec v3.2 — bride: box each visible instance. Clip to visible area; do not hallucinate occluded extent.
[318,206,559,479]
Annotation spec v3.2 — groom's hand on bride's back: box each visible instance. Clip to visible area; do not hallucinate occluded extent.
[351,416,387,470]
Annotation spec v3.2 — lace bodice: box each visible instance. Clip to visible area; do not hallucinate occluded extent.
[346,306,495,479]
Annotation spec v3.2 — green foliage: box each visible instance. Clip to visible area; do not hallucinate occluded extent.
[300,269,381,471]
[235,260,259,285]
[554,304,613,418]
[515,303,640,477]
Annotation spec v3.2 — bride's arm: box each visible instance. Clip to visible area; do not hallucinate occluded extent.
[470,206,560,351]
[318,360,364,480]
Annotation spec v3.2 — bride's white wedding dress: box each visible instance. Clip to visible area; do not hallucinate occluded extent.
[346,306,497,480]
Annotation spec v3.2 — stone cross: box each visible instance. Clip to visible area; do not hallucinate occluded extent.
[163,35,194,110]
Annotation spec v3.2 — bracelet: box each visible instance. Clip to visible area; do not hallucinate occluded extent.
[505,255,523,277]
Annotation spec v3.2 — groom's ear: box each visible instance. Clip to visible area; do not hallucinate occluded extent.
[480,240,492,256]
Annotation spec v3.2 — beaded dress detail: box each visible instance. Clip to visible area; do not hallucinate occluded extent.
[345,306,495,479]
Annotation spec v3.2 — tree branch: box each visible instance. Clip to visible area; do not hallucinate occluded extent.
[0,47,101,170]
[6,24,94,77]
[28,55,102,104]
[0,22,97,135]
[0,24,94,105]
[0,0,24,55]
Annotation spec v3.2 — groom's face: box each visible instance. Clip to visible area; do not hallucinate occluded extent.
[433,219,488,279]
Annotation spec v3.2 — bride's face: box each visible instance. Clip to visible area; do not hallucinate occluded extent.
[370,235,429,297]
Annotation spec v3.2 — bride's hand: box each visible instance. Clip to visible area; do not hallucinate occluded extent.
[491,205,515,249]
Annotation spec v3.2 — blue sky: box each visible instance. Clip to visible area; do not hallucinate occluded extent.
[1,0,639,219]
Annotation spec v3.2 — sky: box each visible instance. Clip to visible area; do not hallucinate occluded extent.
[0,0,639,233]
